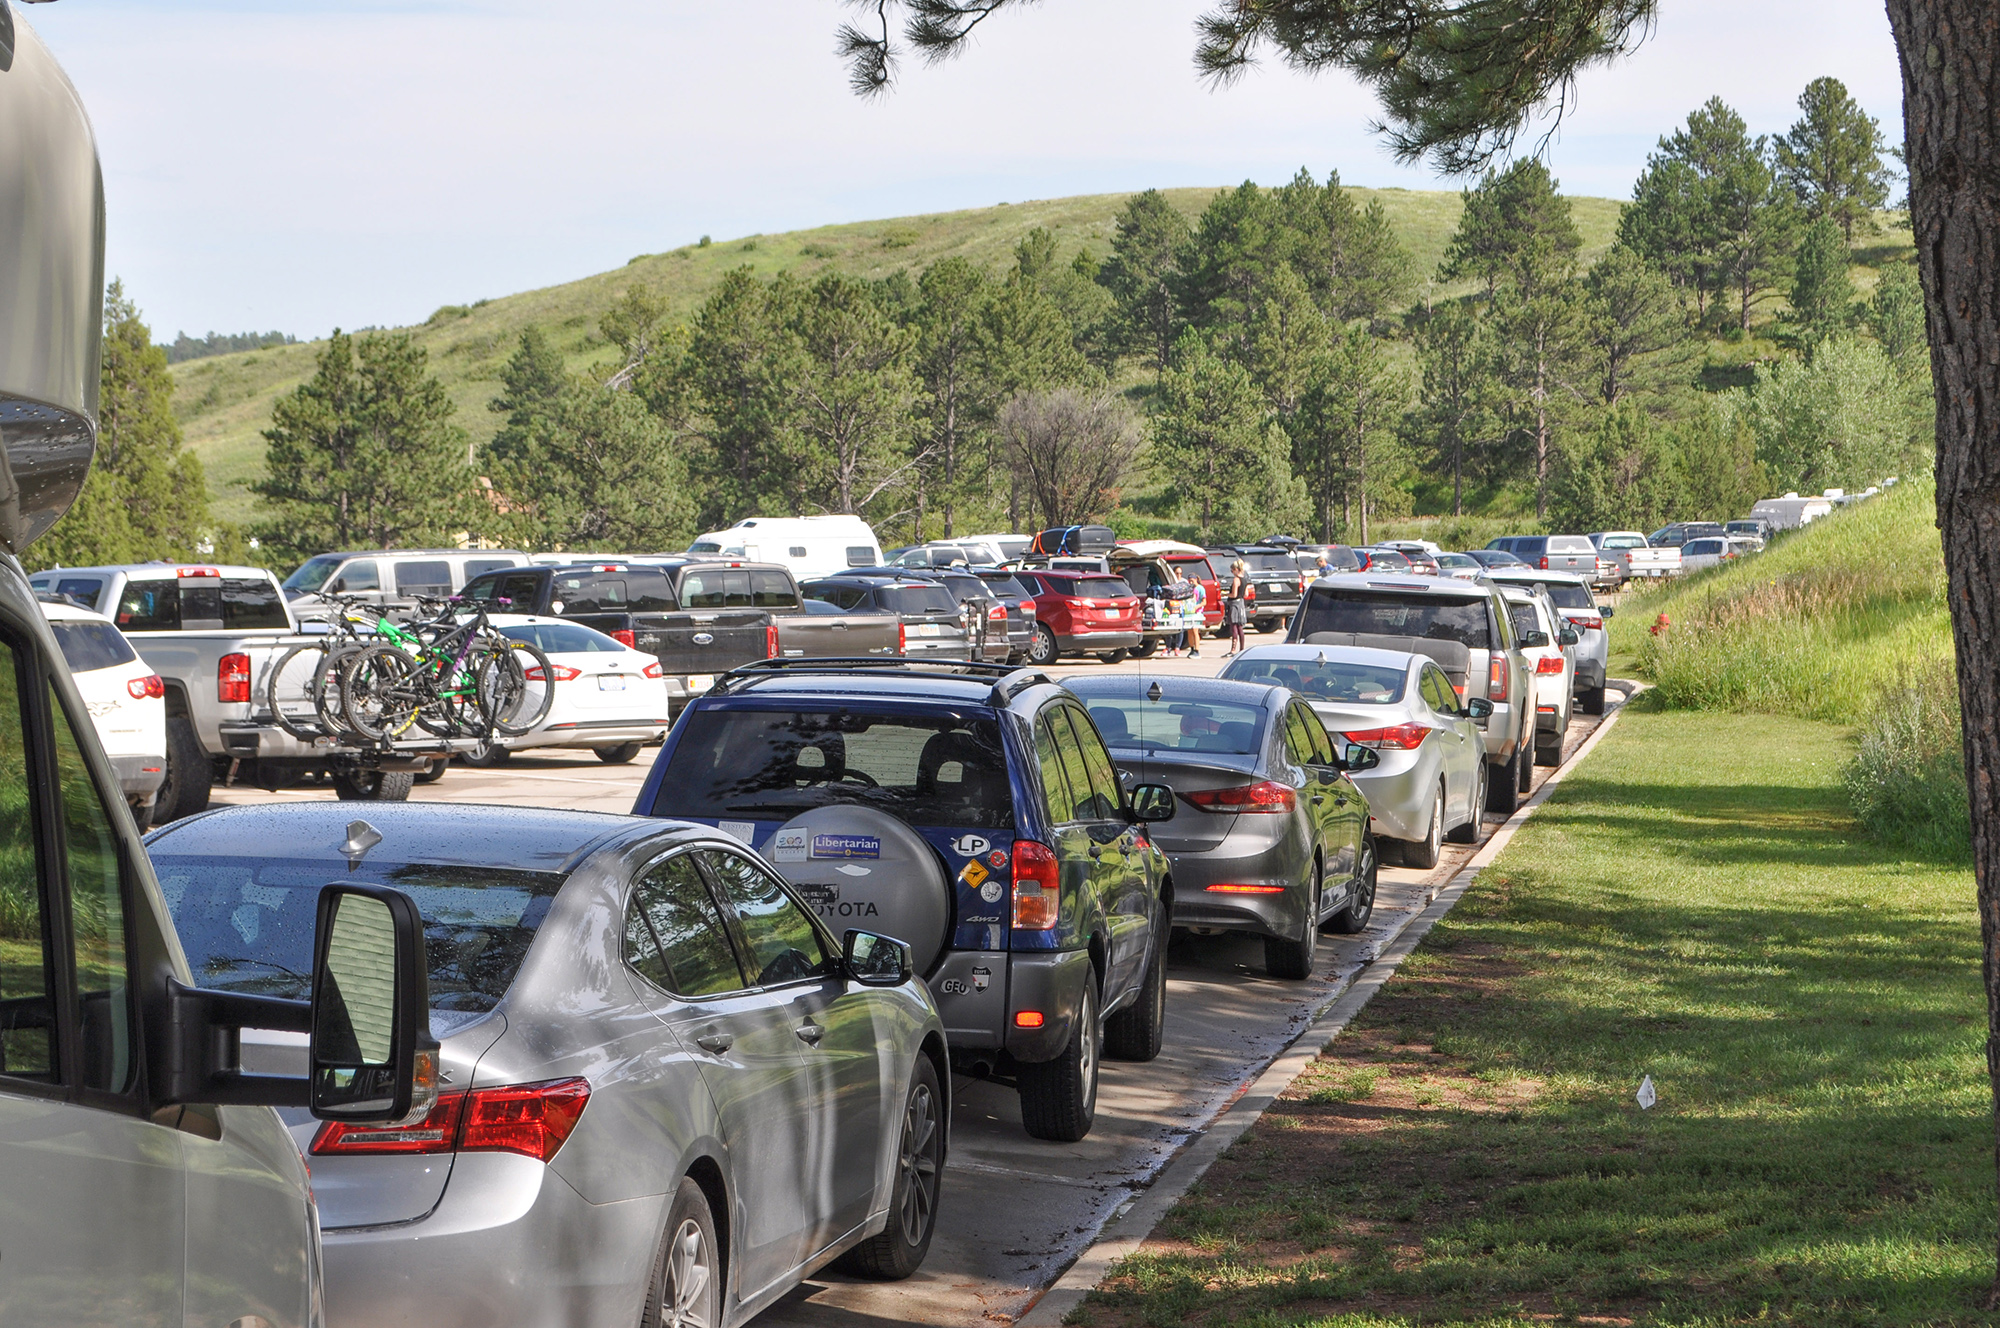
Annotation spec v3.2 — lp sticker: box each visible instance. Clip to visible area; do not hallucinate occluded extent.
[771,829,809,863]
[951,833,991,857]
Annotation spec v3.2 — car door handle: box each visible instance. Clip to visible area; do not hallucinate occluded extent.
[695,1033,734,1055]
[1087,843,1103,859]
[1311,794,1325,805]
[795,1024,824,1046]
[1336,797,1350,807]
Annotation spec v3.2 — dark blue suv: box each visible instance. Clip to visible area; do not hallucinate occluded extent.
[634,659,1177,1141]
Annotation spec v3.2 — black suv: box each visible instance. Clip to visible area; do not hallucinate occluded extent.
[1206,545,1303,632]
[802,572,975,661]
[633,660,1177,1142]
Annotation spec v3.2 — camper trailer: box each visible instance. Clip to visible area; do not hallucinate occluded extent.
[1749,493,1837,530]
[687,514,883,580]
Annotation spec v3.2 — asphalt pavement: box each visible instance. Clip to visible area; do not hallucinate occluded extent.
[204,641,1606,1326]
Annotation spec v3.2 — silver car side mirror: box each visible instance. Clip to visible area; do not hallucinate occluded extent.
[844,930,913,986]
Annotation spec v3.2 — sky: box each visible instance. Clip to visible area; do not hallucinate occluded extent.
[24,0,1905,342]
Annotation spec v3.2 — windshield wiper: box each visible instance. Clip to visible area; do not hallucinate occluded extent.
[203,955,311,983]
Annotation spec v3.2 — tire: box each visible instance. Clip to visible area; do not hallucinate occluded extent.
[1519,736,1534,790]
[335,768,415,802]
[1403,784,1444,870]
[835,1057,943,1279]
[1027,624,1059,666]
[480,640,555,737]
[412,757,447,784]
[596,742,643,764]
[1130,636,1160,658]
[1579,682,1606,715]
[1486,747,1522,814]
[1327,838,1377,934]
[1447,764,1486,845]
[1097,649,1129,664]
[1103,929,1167,1061]
[641,1178,721,1328]
[459,739,511,768]
[152,714,211,826]
[1255,618,1280,633]
[341,645,423,742]
[1264,859,1320,980]
[267,644,332,740]
[1018,976,1099,1142]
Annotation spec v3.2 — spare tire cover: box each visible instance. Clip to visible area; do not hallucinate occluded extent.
[767,806,953,976]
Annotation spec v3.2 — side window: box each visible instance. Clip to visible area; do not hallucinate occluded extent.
[332,560,379,593]
[220,578,292,630]
[1296,704,1336,765]
[1418,667,1452,714]
[51,686,132,1093]
[1281,706,1319,767]
[1060,708,1123,820]
[0,647,53,1082]
[1049,710,1101,823]
[626,854,746,998]
[114,581,180,632]
[700,851,829,987]
[845,546,875,567]
[1034,714,1079,825]
[394,560,453,596]
[463,559,515,579]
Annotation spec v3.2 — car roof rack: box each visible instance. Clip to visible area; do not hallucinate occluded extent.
[706,657,1057,703]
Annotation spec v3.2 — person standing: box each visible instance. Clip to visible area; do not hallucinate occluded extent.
[1183,573,1205,657]
[1224,559,1250,656]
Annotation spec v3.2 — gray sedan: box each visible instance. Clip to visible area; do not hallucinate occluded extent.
[1063,674,1377,981]
[1223,645,1490,869]
[146,802,947,1328]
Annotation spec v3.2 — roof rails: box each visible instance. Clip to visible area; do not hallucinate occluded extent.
[708,656,1057,700]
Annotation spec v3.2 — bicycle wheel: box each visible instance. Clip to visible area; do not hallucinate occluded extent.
[341,645,425,743]
[267,644,333,739]
[476,639,554,737]
[313,643,370,740]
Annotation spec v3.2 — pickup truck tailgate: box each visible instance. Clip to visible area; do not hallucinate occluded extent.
[775,613,900,658]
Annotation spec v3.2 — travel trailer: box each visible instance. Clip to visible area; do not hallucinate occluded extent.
[687,514,884,580]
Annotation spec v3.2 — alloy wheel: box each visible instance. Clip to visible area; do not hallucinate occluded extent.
[1079,983,1099,1117]
[897,1082,942,1247]
[662,1218,713,1328]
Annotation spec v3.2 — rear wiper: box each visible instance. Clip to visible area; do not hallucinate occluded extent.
[722,801,815,815]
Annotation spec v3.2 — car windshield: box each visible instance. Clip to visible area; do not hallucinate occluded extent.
[152,855,567,1022]
[282,555,342,593]
[1078,696,1268,754]
[1435,553,1478,569]
[50,621,138,672]
[499,622,624,653]
[1296,588,1493,649]
[1540,584,1594,609]
[1220,656,1406,703]
[654,707,1014,830]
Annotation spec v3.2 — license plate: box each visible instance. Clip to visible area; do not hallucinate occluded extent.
[1265,583,1285,593]
[598,675,627,691]
[687,674,714,692]
[915,623,942,637]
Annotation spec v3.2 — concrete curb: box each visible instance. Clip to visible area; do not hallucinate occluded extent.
[1016,688,1639,1326]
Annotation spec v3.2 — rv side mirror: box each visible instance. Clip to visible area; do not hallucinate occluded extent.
[310,884,437,1125]
[843,930,913,987]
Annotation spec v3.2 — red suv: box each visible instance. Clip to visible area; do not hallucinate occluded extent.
[1016,569,1142,664]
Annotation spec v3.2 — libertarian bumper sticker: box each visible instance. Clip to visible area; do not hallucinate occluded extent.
[811,833,881,860]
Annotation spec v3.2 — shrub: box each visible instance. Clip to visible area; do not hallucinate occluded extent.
[1843,662,1970,860]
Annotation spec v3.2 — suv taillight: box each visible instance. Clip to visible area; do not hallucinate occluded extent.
[766,623,780,659]
[127,674,165,700]
[898,622,907,654]
[1488,654,1508,700]
[311,1077,589,1162]
[1535,656,1564,675]
[1011,839,1059,930]
[218,652,251,704]
[1538,556,1550,570]
[611,629,637,649]
[643,661,664,679]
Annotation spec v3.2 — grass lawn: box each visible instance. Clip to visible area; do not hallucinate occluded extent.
[1079,706,1993,1327]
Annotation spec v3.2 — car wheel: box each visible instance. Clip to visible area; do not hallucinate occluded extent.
[1255,618,1280,633]
[1019,977,1099,1142]
[1447,764,1486,844]
[335,768,415,802]
[459,739,511,768]
[1580,682,1606,715]
[836,1056,943,1279]
[596,742,643,764]
[1104,928,1167,1061]
[1486,749,1522,814]
[1027,624,1059,666]
[1264,860,1320,980]
[411,757,447,785]
[1519,737,1534,790]
[1328,838,1377,934]
[1130,637,1159,658]
[1097,649,1129,664]
[1403,784,1444,870]
[151,714,212,827]
[642,1177,721,1328]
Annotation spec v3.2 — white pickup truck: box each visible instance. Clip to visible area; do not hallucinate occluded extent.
[1588,531,1681,583]
[30,563,457,820]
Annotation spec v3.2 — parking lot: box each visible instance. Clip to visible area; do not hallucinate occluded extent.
[206,648,1615,1326]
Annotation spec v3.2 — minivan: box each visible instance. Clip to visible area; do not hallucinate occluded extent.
[282,549,528,614]
[1486,535,1597,575]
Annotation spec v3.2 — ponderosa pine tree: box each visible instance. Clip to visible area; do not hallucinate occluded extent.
[1295,325,1407,543]
[1774,76,1893,242]
[485,327,567,469]
[1788,218,1858,354]
[1097,189,1192,377]
[912,257,989,537]
[1582,247,1696,405]
[1441,159,1580,301]
[1406,301,1494,517]
[1151,330,1301,542]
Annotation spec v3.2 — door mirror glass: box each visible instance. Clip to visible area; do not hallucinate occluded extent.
[1559,627,1578,646]
[1341,744,1381,772]
[1600,605,1615,618]
[1128,783,1176,823]
[310,884,435,1124]
[1465,697,1495,724]
[1520,630,1550,648]
[843,930,912,987]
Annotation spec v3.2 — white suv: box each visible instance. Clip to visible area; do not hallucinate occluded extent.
[40,600,166,819]
[1496,586,1577,766]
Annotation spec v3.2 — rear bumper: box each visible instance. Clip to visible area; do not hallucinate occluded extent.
[1057,630,1140,653]
[1004,947,1092,1063]
[321,1153,660,1328]
[500,720,669,753]
[107,752,165,803]
[1161,830,1309,941]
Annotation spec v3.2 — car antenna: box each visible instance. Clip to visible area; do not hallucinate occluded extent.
[341,819,383,868]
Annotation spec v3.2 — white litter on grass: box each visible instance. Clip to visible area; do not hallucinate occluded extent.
[1636,1075,1657,1110]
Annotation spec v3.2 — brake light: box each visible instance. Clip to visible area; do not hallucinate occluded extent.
[127,674,165,700]
[643,661,664,679]
[1538,556,1550,570]
[1535,656,1565,675]
[988,604,1007,621]
[1204,883,1287,894]
[218,653,251,704]
[1011,839,1059,930]
[593,564,627,572]
[524,663,582,683]
[311,1093,465,1156]
[176,566,220,578]
[611,629,637,648]
[1574,616,1603,631]
[458,1077,591,1162]
[897,622,907,654]
[1488,654,1508,700]
[1184,780,1296,813]
[1342,722,1429,750]
[1014,1011,1045,1029]
[766,623,780,659]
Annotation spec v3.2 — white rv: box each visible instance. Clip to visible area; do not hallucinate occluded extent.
[1750,493,1837,530]
[688,514,884,580]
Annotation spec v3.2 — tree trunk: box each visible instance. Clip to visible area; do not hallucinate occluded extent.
[1453,432,1464,517]
[1883,0,2000,1302]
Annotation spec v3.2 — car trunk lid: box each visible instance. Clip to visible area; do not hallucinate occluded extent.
[1103,750,1261,852]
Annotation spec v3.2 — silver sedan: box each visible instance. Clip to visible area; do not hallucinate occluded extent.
[146,801,947,1328]
[1223,645,1490,869]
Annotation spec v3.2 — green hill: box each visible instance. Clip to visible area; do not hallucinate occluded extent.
[171,185,1627,526]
